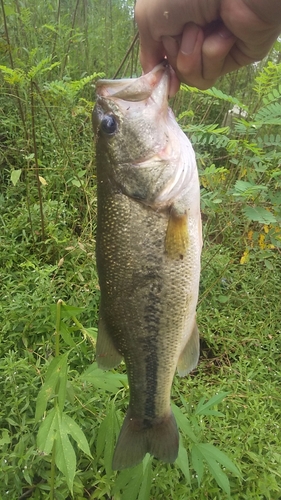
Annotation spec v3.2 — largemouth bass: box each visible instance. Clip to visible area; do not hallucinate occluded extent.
[92,62,202,470]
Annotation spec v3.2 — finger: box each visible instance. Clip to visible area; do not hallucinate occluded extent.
[175,24,209,89]
[201,24,237,81]
[139,34,166,74]
[135,0,196,76]
[174,23,237,89]
[202,23,280,79]
[223,27,281,72]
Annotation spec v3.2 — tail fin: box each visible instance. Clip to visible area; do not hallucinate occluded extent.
[112,409,179,470]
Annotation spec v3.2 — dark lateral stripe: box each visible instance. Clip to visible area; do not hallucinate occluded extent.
[142,280,162,420]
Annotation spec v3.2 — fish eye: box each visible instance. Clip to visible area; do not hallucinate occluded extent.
[100,114,117,135]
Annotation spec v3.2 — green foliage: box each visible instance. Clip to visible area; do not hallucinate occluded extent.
[112,455,153,500]
[34,302,94,496]
[173,398,242,497]
[1,1,281,498]
[178,57,281,266]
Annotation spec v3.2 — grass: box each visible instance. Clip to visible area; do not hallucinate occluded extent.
[195,247,281,498]
[1,185,281,497]
[1,1,281,495]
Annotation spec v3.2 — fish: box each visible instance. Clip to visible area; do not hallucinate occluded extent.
[92,62,202,471]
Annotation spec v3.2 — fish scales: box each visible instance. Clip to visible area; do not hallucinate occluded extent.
[93,63,202,470]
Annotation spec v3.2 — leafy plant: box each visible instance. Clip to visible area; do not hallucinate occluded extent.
[1,1,281,498]
[32,301,240,498]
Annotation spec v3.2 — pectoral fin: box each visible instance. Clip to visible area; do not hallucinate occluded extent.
[177,321,200,377]
[96,316,123,370]
[165,208,188,259]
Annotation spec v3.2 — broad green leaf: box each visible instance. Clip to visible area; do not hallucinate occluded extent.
[66,381,75,405]
[104,403,118,476]
[84,327,98,342]
[37,407,57,454]
[196,442,239,495]
[191,444,204,485]
[62,414,92,457]
[243,206,277,224]
[113,468,133,493]
[59,321,76,348]
[60,304,85,318]
[217,295,229,304]
[81,362,127,392]
[264,259,274,271]
[22,468,33,486]
[96,412,108,459]
[57,354,68,412]
[96,402,119,476]
[35,354,69,422]
[172,404,198,443]
[120,470,143,500]
[138,456,153,500]
[71,179,83,187]
[114,461,145,500]
[11,169,22,186]
[35,359,61,422]
[197,443,242,478]
[195,392,229,416]
[201,450,230,496]
[44,353,69,384]
[0,430,11,446]
[176,438,191,484]
[6,417,19,426]
[55,413,76,494]
[50,304,84,320]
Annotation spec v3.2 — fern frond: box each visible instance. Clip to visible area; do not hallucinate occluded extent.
[181,84,248,112]
[255,101,281,125]
[183,123,230,149]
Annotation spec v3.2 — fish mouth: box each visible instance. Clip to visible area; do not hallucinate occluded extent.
[95,61,170,106]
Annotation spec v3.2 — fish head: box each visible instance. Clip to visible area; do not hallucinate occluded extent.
[92,62,170,166]
[93,63,198,208]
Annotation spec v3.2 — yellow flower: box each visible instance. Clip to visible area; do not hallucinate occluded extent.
[240,249,250,264]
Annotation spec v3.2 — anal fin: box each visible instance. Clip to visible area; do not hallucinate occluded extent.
[96,316,123,370]
[177,321,200,377]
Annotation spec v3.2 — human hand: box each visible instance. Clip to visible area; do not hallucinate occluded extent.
[135,0,281,94]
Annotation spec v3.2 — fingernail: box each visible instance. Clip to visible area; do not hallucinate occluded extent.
[218,25,234,39]
[162,36,179,59]
[180,24,199,55]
